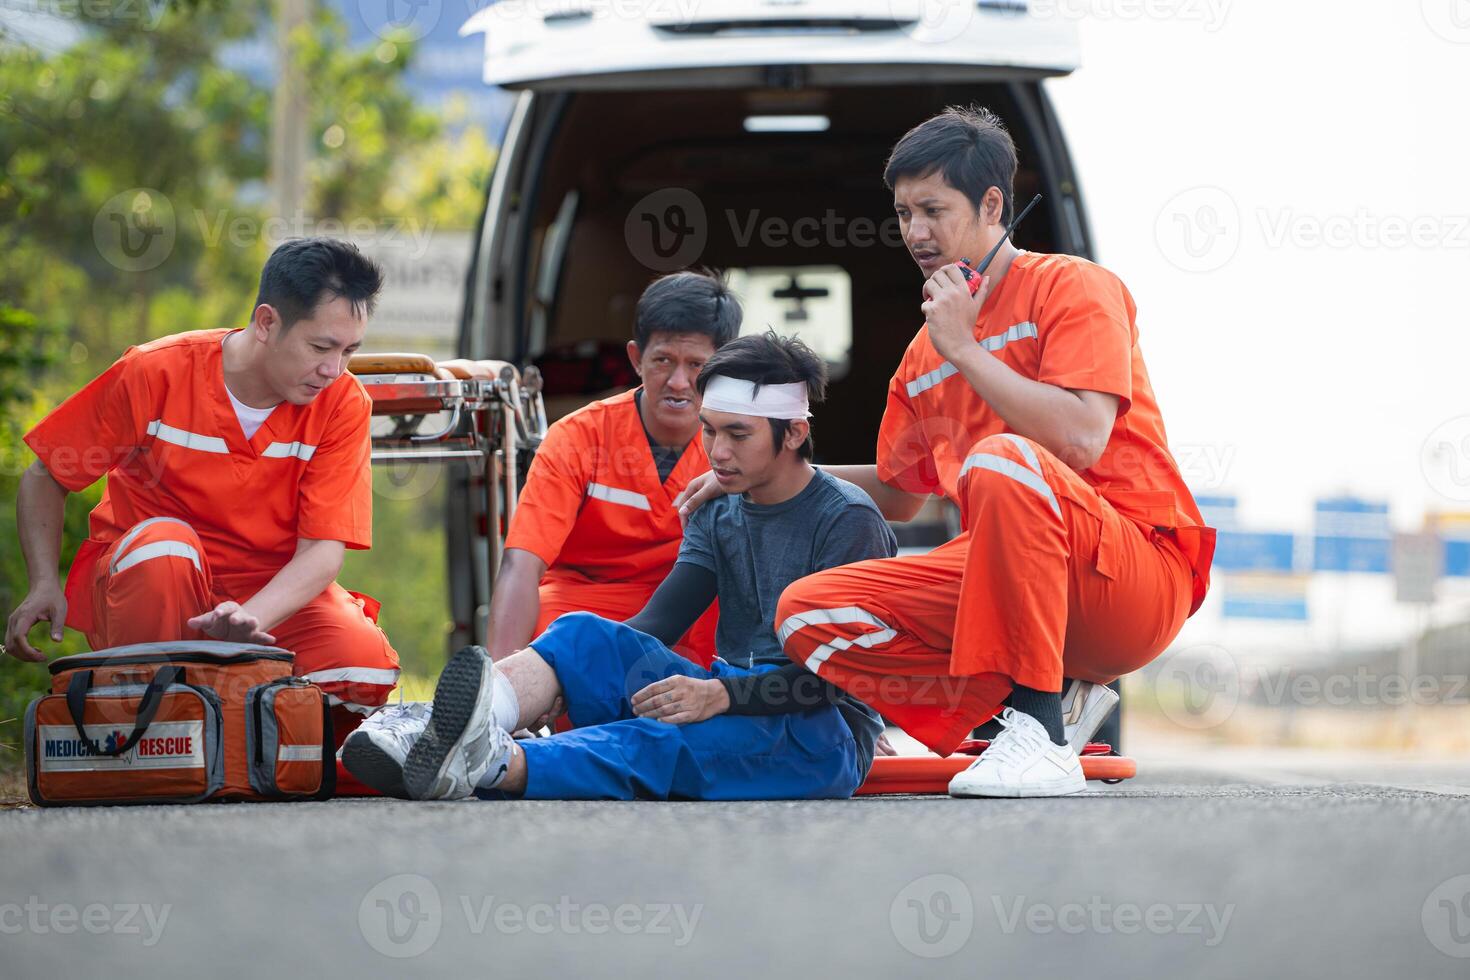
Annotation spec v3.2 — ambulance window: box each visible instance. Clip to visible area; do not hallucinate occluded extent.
[725,266,853,382]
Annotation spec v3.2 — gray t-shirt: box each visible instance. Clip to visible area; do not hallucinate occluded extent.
[677,468,898,769]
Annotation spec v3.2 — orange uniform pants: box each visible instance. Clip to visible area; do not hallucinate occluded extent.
[536,576,718,668]
[776,434,1193,756]
[85,517,401,745]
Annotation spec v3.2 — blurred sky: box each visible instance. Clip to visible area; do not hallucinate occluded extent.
[1047,0,1470,534]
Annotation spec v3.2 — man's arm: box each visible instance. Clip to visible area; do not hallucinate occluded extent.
[624,561,717,646]
[821,464,928,523]
[484,548,548,661]
[622,564,722,723]
[5,461,71,661]
[947,347,1119,471]
[923,263,1120,470]
[186,537,346,644]
[675,464,928,524]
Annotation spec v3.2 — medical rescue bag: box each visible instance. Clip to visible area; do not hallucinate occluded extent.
[24,641,334,806]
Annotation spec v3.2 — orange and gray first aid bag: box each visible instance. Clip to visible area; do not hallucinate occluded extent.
[24,641,335,806]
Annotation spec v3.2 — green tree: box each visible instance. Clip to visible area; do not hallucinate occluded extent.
[0,2,498,768]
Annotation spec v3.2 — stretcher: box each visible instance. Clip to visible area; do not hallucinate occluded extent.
[348,352,549,600]
[331,739,1136,799]
[856,740,1135,795]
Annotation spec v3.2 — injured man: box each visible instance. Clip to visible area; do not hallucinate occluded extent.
[342,331,899,801]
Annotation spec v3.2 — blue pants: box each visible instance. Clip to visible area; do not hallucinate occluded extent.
[478,612,861,801]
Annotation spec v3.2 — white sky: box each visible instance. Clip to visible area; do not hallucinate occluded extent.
[1047,0,1470,535]
[1044,0,1470,653]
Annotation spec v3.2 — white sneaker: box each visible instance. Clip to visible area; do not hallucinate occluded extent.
[340,701,432,798]
[948,707,1087,798]
[1061,680,1121,754]
[404,646,514,800]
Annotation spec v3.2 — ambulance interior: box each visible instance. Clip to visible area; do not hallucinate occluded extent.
[506,81,1078,541]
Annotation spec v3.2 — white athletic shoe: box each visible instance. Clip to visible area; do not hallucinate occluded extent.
[340,701,432,798]
[404,646,515,801]
[948,707,1087,798]
[1061,680,1121,754]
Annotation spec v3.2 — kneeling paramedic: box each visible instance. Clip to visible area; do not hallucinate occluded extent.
[6,238,401,740]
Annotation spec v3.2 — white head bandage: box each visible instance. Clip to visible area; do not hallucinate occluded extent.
[701,375,811,420]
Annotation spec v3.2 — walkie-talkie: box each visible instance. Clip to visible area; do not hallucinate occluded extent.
[955,193,1043,296]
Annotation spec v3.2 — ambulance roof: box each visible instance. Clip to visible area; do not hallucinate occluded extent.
[461,0,1082,91]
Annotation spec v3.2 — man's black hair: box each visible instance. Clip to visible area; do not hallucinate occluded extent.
[695,330,827,460]
[254,237,385,330]
[634,269,742,352]
[883,104,1018,224]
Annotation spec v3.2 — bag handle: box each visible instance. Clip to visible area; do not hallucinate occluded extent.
[66,665,184,758]
[313,692,336,801]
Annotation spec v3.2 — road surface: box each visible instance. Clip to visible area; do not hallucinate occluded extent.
[3,744,1467,978]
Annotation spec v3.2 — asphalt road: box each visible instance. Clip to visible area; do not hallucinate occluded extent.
[3,747,1468,978]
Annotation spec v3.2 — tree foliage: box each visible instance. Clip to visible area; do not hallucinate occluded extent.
[0,2,498,755]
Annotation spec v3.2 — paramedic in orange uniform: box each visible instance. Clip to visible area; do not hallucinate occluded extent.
[6,238,400,741]
[486,271,741,671]
[682,107,1216,797]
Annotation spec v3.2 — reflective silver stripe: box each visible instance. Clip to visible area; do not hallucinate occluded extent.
[109,516,193,574]
[261,441,317,461]
[960,452,1062,518]
[277,745,323,762]
[775,606,897,673]
[146,419,229,453]
[805,628,898,673]
[323,695,381,715]
[776,605,888,646]
[586,482,652,512]
[905,361,959,397]
[997,433,1043,476]
[300,667,401,687]
[980,320,1038,352]
[112,540,202,575]
[904,321,1039,398]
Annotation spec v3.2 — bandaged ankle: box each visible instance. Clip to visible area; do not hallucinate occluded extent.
[475,739,519,790]
[491,669,520,733]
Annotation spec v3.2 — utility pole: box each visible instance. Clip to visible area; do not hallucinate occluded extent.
[270,0,310,226]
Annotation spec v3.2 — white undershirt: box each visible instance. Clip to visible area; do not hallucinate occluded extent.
[221,333,278,439]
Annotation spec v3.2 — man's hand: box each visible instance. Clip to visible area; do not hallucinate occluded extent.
[631,675,730,725]
[4,582,67,662]
[187,601,276,645]
[921,264,990,363]
[672,470,728,528]
[876,732,898,757]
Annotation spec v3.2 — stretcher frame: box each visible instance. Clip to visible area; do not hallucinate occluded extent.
[349,354,549,606]
[857,740,1135,795]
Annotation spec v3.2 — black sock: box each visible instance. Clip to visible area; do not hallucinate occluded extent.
[1008,684,1066,746]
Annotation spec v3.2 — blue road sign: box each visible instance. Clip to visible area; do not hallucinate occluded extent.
[1313,497,1390,573]
[1213,530,1296,572]
[1195,494,1238,530]
[1445,539,1470,578]
[1221,595,1310,621]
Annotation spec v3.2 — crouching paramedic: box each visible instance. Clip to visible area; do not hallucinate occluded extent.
[485,270,741,668]
[5,238,400,739]
[340,332,897,801]
[682,107,1216,798]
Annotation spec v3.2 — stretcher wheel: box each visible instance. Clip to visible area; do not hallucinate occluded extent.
[855,743,1136,796]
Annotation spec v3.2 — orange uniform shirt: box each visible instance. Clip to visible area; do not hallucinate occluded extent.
[505,389,710,587]
[877,252,1215,611]
[24,328,374,632]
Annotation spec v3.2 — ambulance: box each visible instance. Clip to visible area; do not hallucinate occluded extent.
[445,0,1095,651]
